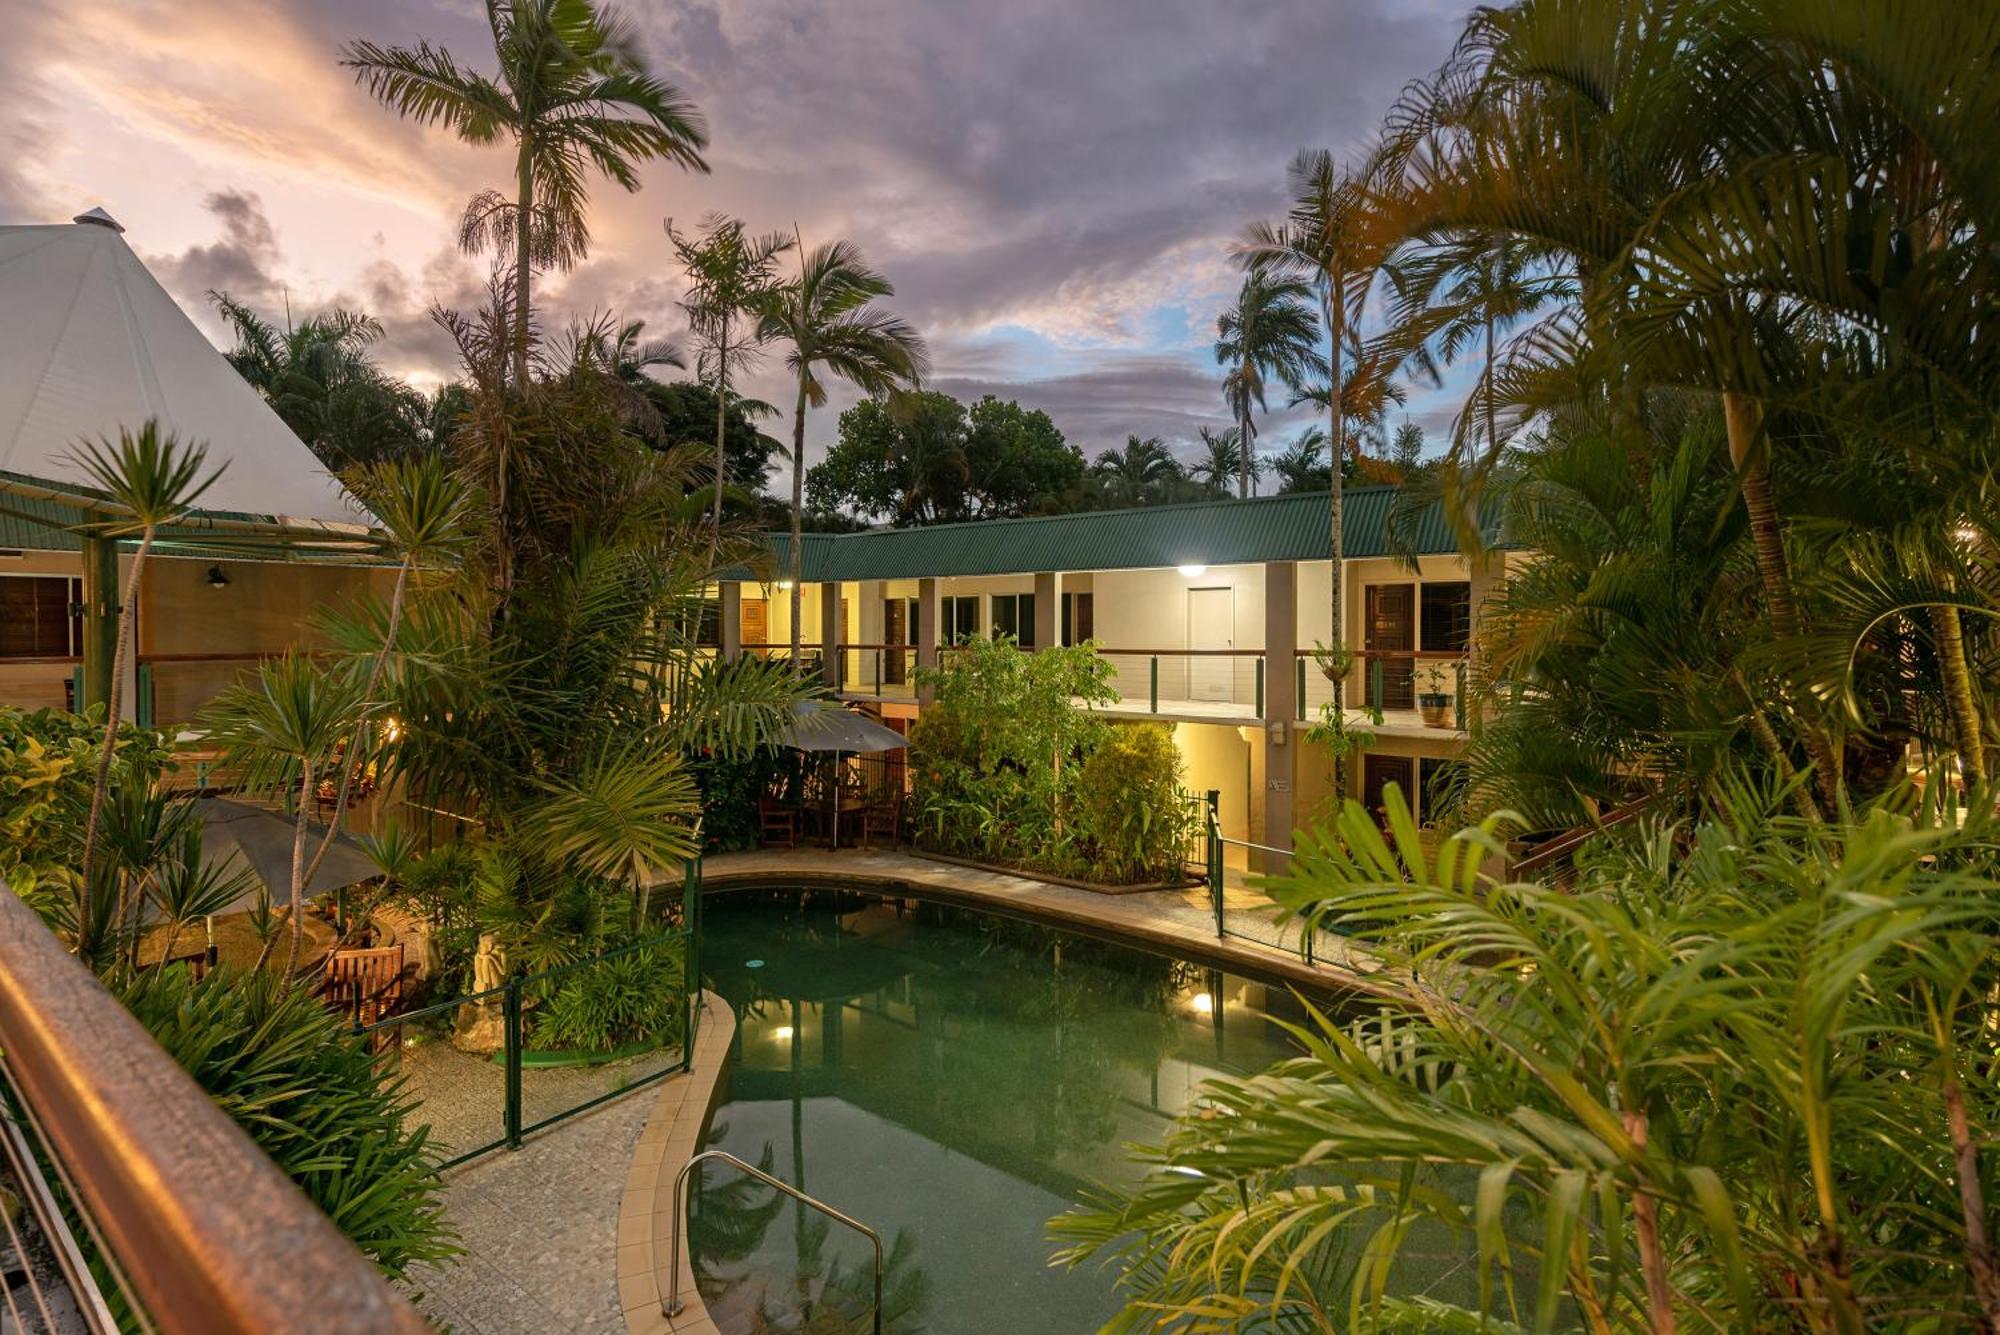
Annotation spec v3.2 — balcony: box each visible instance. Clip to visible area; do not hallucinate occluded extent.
[823,642,1470,736]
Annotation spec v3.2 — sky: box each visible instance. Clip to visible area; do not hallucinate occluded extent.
[2,0,1473,486]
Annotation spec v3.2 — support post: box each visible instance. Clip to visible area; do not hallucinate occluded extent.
[1206,790,1223,938]
[916,577,939,706]
[79,535,118,714]
[718,582,742,663]
[1032,572,1058,650]
[818,582,841,689]
[1261,561,1299,873]
[502,979,523,1148]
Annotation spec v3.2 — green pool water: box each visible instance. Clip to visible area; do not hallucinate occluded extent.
[686,888,1324,1333]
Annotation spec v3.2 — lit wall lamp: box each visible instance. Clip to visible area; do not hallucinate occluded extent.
[1176,563,1207,578]
[205,564,231,589]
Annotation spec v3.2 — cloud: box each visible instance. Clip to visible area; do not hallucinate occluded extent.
[7,0,1473,464]
[148,189,284,308]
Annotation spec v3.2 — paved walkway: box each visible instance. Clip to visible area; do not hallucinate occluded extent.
[702,846,1398,997]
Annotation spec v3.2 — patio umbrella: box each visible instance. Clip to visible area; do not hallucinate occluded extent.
[194,796,380,914]
[775,700,910,754]
[774,702,908,847]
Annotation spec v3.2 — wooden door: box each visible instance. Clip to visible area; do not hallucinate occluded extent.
[1364,584,1415,710]
[741,598,768,651]
[1362,755,1415,827]
[883,598,908,684]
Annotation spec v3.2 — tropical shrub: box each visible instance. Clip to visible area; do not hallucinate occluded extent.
[687,744,791,853]
[528,937,686,1053]
[0,705,168,908]
[1072,725,1194,883]
[1054,785,2000,1332]
[121,965,456,1279]
[907,638,1195,884]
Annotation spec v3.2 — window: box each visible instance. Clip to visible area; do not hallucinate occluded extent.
[681,597,720,647]
[1061,592,1095,646]
[1420,582,1471,653]
[945,596,980,643]
[0,576,80,659]
[990,593,1036,647]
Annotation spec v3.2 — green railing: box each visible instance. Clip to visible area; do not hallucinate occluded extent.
[1202,789,1326,965]
[354,858,704,1171]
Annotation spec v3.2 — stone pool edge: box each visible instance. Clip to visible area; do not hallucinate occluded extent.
[700,847,1403,1001]
[616,989,735,1335]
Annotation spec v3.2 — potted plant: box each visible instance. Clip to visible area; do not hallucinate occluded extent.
[1414,661,1454,728]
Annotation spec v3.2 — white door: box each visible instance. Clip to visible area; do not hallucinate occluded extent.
[1187,587,1233,702]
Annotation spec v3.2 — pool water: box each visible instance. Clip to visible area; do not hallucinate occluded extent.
[687,889,1321,1333]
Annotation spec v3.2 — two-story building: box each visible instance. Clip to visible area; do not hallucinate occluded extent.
[714,490,1509,860]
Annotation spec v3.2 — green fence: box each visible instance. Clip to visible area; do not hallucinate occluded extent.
[355,860,705,1172]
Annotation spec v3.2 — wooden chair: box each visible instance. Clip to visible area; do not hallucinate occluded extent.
[320,944,407,1031]
[758,798,799,849]
[861,792,903,849]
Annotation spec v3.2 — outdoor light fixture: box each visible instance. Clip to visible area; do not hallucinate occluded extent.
[776,579,795,590]
[1176,563,1207,578]
[1189,992,1215,1014]
[773,1025,796,1041]
[205,564,230,588]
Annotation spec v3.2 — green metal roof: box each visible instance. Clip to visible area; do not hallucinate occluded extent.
[734,488,1498,584]
[0,472,386,565]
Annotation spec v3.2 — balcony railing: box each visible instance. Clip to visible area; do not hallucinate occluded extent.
[0,884,427,1335]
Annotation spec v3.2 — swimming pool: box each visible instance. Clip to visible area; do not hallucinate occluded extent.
[686,887,1325,1333]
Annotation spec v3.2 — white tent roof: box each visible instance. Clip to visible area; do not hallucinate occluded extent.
[0,212,364,530]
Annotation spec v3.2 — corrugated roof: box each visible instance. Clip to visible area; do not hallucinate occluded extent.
[0,475,385,565]
[732,488,1498,583]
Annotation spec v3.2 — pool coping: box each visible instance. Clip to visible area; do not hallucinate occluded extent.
[616,990,735,1335]
[700,847,1404,1001]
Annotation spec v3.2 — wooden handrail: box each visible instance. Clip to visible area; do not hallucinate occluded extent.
[1293,648,1470,660]
[0,885,427,1335]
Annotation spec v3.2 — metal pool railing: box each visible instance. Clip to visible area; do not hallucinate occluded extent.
[665,1149,885,1335]
[352,857,705,1171]
[1199,789,1330,965]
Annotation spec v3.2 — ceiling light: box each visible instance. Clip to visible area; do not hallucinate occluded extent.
[1177,564,1207,578]
[206,564,231,588]
[1189,992,1215,1014]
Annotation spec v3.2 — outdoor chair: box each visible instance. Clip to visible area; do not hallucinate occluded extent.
[758,798,799,849]
[862,792,903,849]
[320,944,408,1035]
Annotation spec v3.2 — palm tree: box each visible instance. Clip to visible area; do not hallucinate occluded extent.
[211,294,429,470]
[1188,425,1244,496]
[1214,266,1325,499]
[755,239,928,666]
[666,214,794,556]
[1089,436,1182,508]
[1269,429,1330,494]
[200,652,367,972]
[1241,152,1390,798]
[343,0,709,384]
[68,423,222,934]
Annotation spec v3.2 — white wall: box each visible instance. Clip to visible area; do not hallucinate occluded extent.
[1090,564,1265,705]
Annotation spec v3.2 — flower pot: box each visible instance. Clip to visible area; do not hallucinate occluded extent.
[1417,693,1453,728]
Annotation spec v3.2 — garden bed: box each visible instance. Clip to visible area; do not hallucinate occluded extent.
[908,848,1195,896]
[499,1039,668,1069]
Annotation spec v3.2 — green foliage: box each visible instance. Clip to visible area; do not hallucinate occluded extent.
[808,391,1084,524]
[687,745,788,853]
[0,705,156,903]
[643,379,783,496]
[1055,784,2000,1332]
[211,294,436,471]
[120,965,457,1279]
[909,639,1193,885]
[528,937,686,1053]
[1072,725,1194,883]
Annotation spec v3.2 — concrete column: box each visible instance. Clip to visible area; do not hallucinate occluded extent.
[916,576,939,705]
[1032,572,1058,650]
[818,582,842,689]
[1465,553,1501,726]
[718,582,742,662]
[1260,560,1299,870]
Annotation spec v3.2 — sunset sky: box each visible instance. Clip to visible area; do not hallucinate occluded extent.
[3,0,1468,481]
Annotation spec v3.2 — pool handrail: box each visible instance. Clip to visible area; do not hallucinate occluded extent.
[665,1147,885,1335]
[0,882,427,1334]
